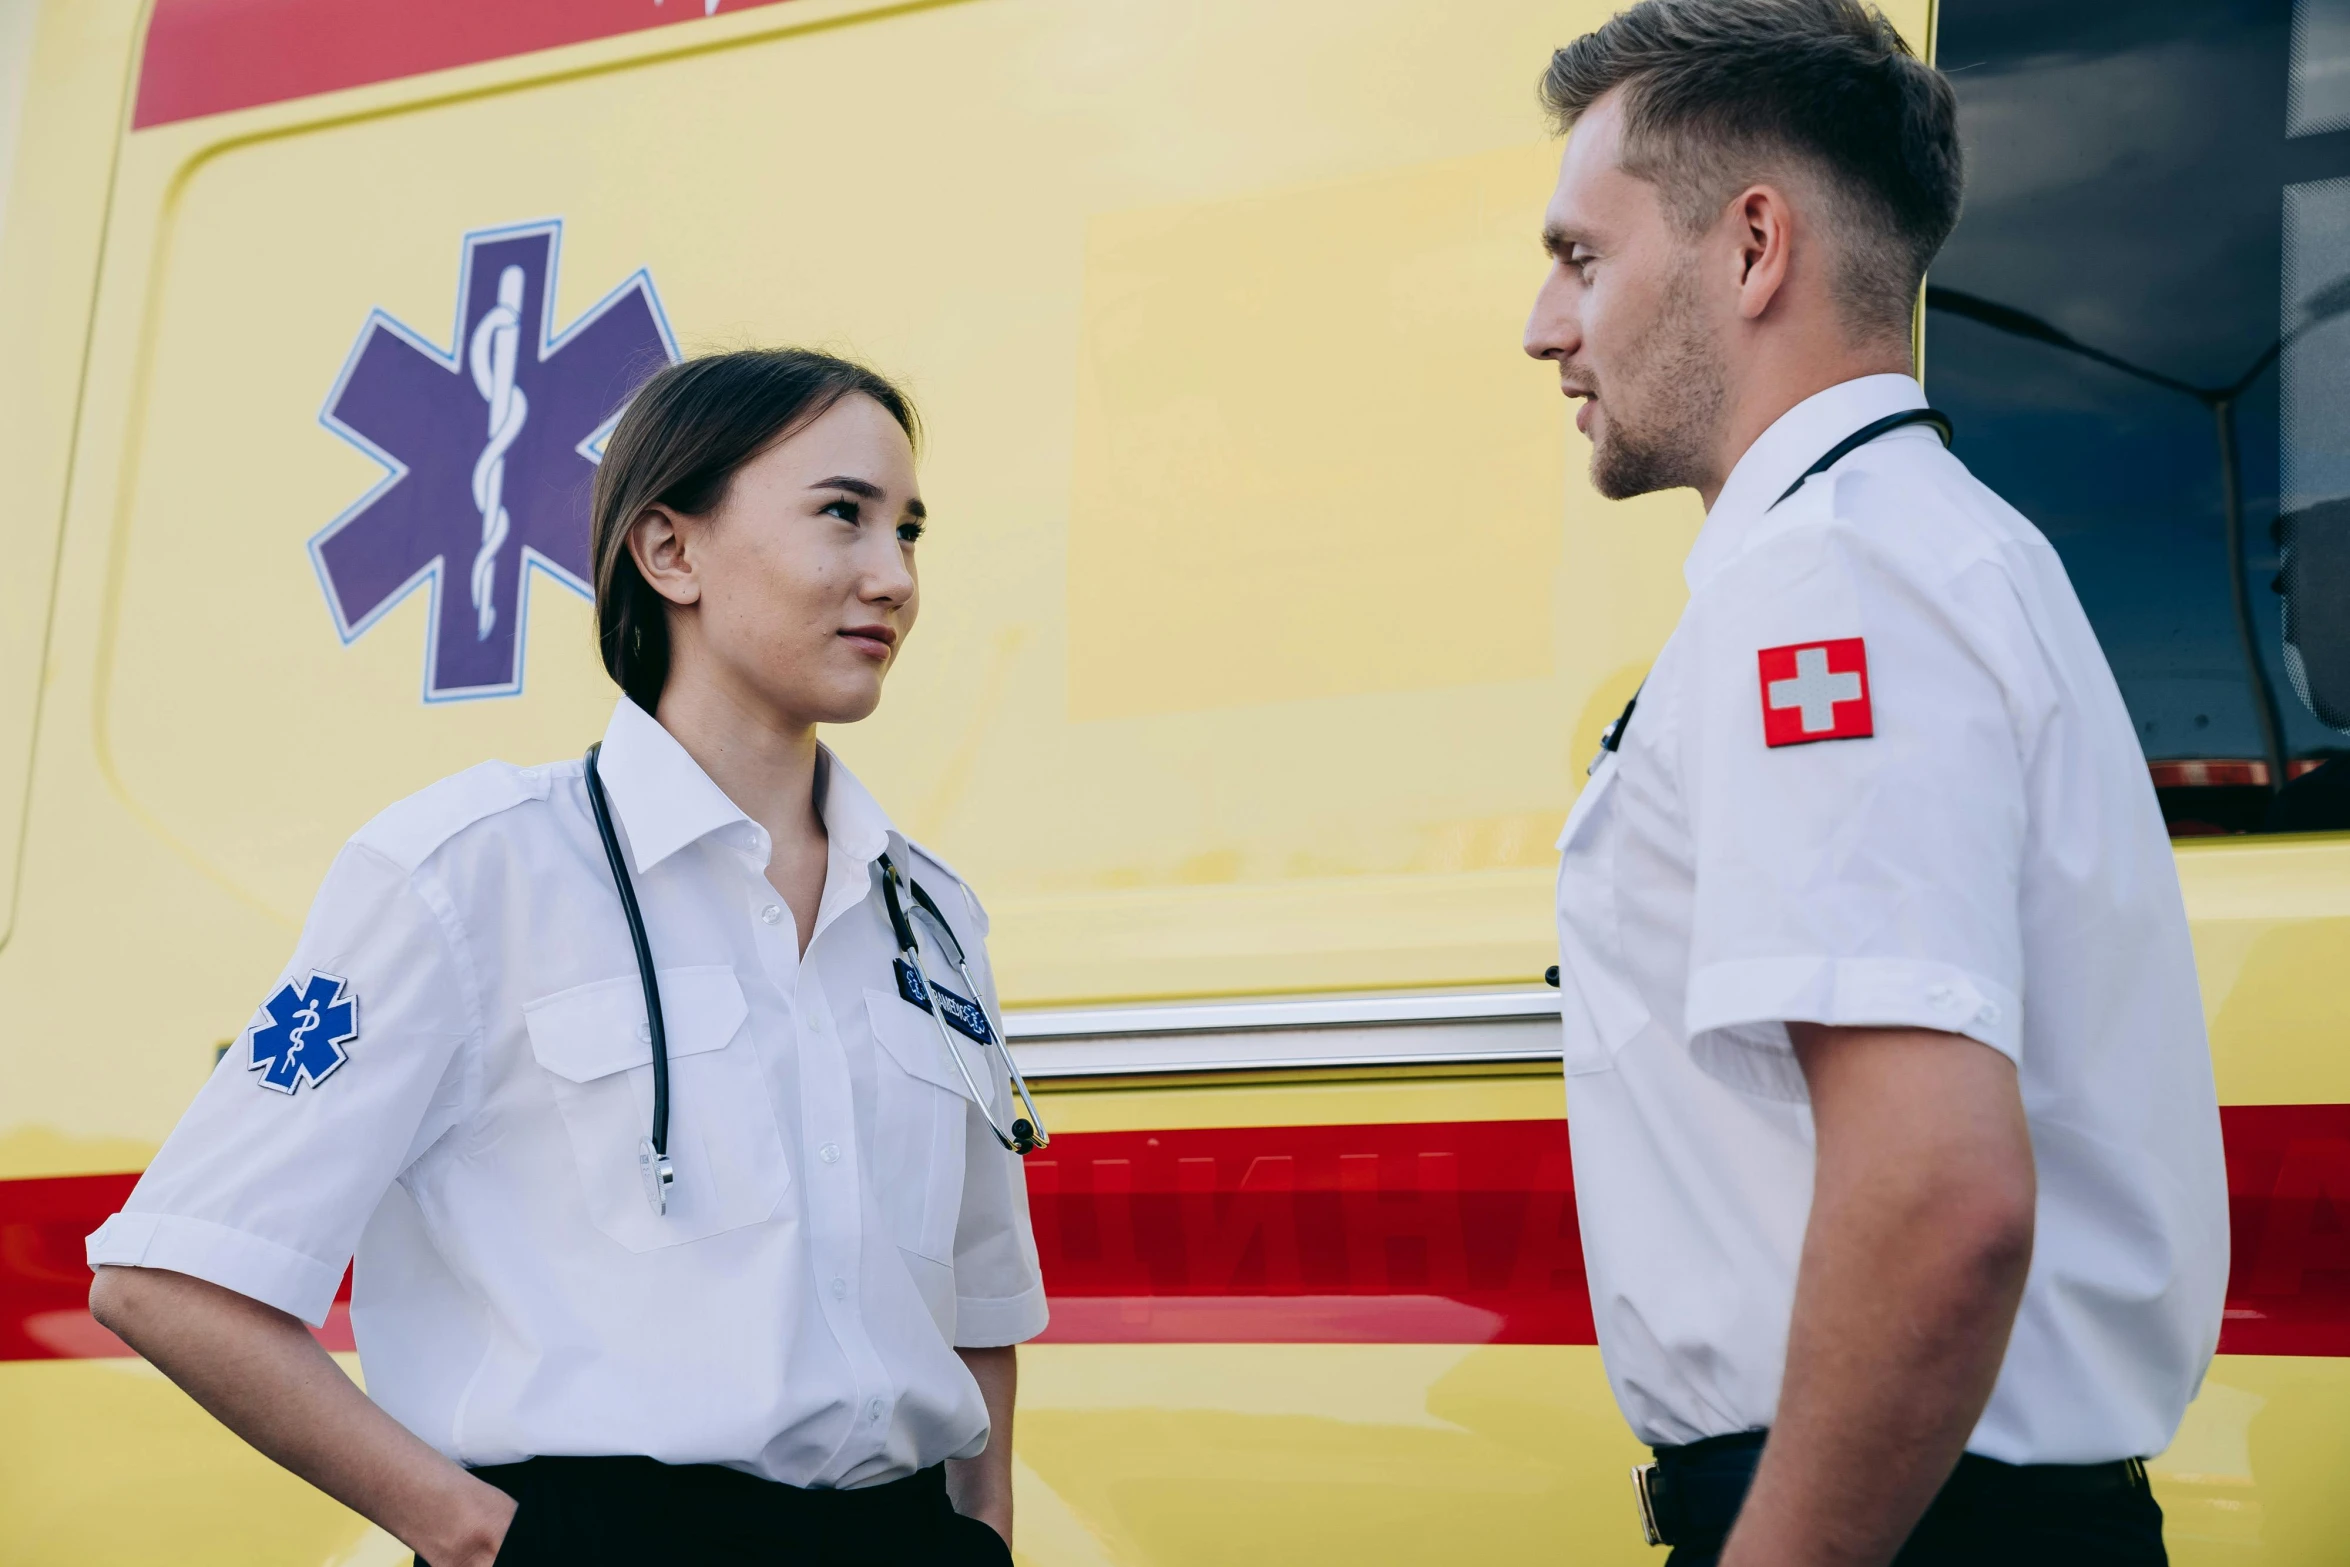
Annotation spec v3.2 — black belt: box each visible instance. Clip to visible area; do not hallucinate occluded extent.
[445,1457,1010,1567]
[1634,1429,2152,1550]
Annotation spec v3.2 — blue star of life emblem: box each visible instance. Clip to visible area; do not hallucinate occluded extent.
[246,971,359,1094]
[311,219,679,701]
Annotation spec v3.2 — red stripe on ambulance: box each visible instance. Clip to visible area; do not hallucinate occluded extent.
[1024,1108,2350,1353]
[1026,1120,1591,1345]
[0,1171,352,1361]
[2210,1103,2350,1358]
[134,0,799,130]
[5,1104,2346,1359]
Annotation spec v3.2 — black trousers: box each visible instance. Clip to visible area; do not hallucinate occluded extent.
[418,1456,1012,1567]
[1655,1432,2167,1567]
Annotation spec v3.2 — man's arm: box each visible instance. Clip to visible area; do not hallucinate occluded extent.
[89,1265,516,1567]
[1720,1025,2036,1567]
[947,1344,1018,1543]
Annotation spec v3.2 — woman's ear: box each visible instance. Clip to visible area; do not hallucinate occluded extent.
[628,505,702,607]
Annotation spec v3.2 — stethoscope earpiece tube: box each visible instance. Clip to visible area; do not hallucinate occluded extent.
[1771,407,1953,509]
[583,743,677,1214]
[903,877,967,966]
[880,858,922,954]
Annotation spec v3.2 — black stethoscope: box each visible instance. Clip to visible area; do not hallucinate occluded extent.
[581,742,1049,1218]
[1587,407,1953,775]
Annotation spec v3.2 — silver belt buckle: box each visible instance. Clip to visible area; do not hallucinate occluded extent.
[1632,1462,1664,1547]
[639,1137,676,1215]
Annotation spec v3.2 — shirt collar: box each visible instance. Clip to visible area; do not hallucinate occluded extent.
[591,696,896,876]
[1684,373,1927,594]
[813,744,894,870]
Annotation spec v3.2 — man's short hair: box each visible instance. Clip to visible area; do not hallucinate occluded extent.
[1540,0,1961,342]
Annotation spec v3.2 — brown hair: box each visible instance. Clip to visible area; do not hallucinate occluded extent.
[589,348,919,712]
[1539,0,1961,342]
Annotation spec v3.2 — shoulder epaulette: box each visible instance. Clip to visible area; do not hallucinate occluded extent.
[349,760,552,872]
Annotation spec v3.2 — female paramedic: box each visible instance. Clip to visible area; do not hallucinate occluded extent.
[86,349,1050,1567]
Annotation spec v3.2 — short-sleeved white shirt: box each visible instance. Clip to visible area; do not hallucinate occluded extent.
[89,696,1047,1487]
[1554,374,2228,1465]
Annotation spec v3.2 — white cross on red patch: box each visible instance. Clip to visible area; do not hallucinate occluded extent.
[1758,638,1873,746]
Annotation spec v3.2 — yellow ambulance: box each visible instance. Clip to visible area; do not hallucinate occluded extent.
[2,0,2345,1561]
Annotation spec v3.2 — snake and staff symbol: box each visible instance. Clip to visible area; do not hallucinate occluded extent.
[314,222,679,700]
[285,996,323,1055]
[467,265,530,641]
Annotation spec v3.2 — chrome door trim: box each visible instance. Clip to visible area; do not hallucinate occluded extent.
[1001,987,1564,1079]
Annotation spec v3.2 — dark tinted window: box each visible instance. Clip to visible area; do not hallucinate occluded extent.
[1928,0,2350,834]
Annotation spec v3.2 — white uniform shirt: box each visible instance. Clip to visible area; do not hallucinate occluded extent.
[1554,374,2228,1465]
[88,696,1047,1486]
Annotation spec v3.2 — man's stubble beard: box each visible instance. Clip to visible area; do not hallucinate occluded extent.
[1589,257,1727,502]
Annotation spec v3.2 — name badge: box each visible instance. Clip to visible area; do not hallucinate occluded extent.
[894,960,995,1046]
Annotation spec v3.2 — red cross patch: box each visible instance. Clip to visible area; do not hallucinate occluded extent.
[1758,638,1872,746]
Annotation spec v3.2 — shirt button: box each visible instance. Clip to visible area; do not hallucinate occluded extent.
[1925,983,1956,1008]
[866,1397,885,1423]
[819,1142,841,1164]
[636,1023,651,1043]
[1977,1003,2001,1026]
[760,904,784,925]
[831,1277,848,1301]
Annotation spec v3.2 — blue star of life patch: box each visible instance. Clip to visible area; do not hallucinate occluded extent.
[246,971,359,1094]
[894,960,995,1046]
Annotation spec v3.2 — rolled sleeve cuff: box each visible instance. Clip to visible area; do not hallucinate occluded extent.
[86,1211,345,1327]
[954,1284,1049,1348]
[1686,956,2022,1061]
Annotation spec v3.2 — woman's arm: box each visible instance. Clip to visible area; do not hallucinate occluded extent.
[89,1265,516,1567]
[946,1344,1017,1543]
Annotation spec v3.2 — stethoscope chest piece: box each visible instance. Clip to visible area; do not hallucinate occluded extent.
[876,842,1051,1156]
[639,1137,676,1216]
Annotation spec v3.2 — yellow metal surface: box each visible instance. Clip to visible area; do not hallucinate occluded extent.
[1035,1067,1566,1135]
[1017,1349,2350,1567]
[6,1344,2347,1566]
[3,0,2346,1562]
[2179,836,2350,1105]
[0,1355,392,1567]
[0,0,142,945]
[1066,140,1567,720]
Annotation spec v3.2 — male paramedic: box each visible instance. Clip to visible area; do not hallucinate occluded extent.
[1524,2,2228,1563]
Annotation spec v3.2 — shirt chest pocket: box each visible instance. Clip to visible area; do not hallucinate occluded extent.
[523,966,788,1252]
[862,987,988,1267]
[1554,761,1655,1077]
